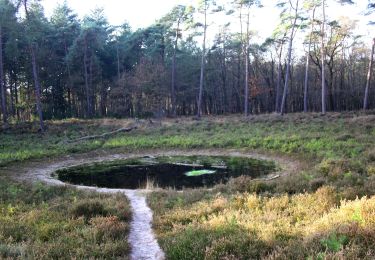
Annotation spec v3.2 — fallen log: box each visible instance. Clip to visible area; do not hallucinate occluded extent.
[68,126,137,143]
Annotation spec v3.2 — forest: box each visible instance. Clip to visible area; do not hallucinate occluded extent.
[1,0,375,259]
[0,0,374,130]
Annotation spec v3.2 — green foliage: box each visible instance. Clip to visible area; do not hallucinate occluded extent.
[320,233,348,252]
[71,200,108,221]
[161,226,268,260]
[1,115,373,196]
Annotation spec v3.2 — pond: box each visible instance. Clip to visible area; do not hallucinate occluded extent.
[55,155,277,190]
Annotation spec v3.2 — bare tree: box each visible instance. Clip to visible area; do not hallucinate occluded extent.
[197,0,209,118]
[321,0,326,115]
[280,0,300,115]
[196,0,224,118]
[303,3,317,113]
[0,26,6,125]
[239,1,251,116]
[364,38,375,110]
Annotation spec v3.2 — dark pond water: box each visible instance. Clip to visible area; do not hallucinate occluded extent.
[55,156,276,190]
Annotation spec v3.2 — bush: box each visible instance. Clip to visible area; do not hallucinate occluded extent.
[0,244,24,259]
[0,180,131,259]
[90,216,129,241]
[317,159,365,181]
[275,173,310,194]
[367,165,375,176]
[320,233,348,253]
[248,181,275,193]
[309,177,326,191]
[161,226,269,260]
[227,176,253,193]
[71,200,109,221]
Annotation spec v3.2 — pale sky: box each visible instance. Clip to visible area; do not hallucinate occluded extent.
[41,0,372,46]
[42,0,194,28]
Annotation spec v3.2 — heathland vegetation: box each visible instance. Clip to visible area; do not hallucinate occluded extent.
[0,113,374,258]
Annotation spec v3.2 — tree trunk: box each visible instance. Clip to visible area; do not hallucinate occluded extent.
[64,40,73,117]
[321,0,326,115]
[244,9,250,117]
[270,57,275,112]
[89,53,94,115]
[30,45,44,131]
[83,37,91,118]
[0,27,7,125]
[100,83,107,117]
[13,72,19,120]
[275,39,285,113]
[171,20,180,117]
[116,41,121,82]
[304,8,315,113]
[197,1,207,118]
[280,0,299,115]
[364,38,375,110]
[220,41,228,113]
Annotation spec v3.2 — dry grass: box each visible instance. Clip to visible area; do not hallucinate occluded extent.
[149,187,375,259]
[0,179,131,259]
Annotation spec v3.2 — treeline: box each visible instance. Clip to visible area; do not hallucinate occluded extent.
[0,0,374,130]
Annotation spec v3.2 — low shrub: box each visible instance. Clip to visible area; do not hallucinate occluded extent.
[0,180,131,259]
[90,216,129,241]
[150,187,375,259]
[71,200,109,221]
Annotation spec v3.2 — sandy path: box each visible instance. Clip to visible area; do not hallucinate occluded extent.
[2,149,303,260]
[124,190,165,260]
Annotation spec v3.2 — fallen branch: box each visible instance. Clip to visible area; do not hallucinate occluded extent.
[68,126,137,143]
[265,174,280,181]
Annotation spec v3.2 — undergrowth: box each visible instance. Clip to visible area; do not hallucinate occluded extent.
[1,113,374,168]
[0,178,131,259]
[148,187,375,259]
[1,112,375,259]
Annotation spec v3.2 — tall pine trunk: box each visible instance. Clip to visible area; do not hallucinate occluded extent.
[364,38,375,110]
[24,2,44,131]
[171,20,180,117]
[303,8,315,113]
[83,37,91,118]
[116,41,121,82]
[30,45,44,131]
[13,72,19,120]
[197,1,207,118]
[275,34,286,113]
[321,0,326,115]
[64,41,73,117]
[244,9,250,117]
[280,0,299,115]
[0,26,7,125]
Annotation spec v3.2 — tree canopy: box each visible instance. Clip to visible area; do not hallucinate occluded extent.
[0,0,374,127]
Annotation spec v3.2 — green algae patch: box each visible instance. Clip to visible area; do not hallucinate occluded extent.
[185,169,217,177]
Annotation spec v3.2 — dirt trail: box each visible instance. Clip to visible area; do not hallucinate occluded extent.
[3,149,303,260]
[124,189,165,260]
